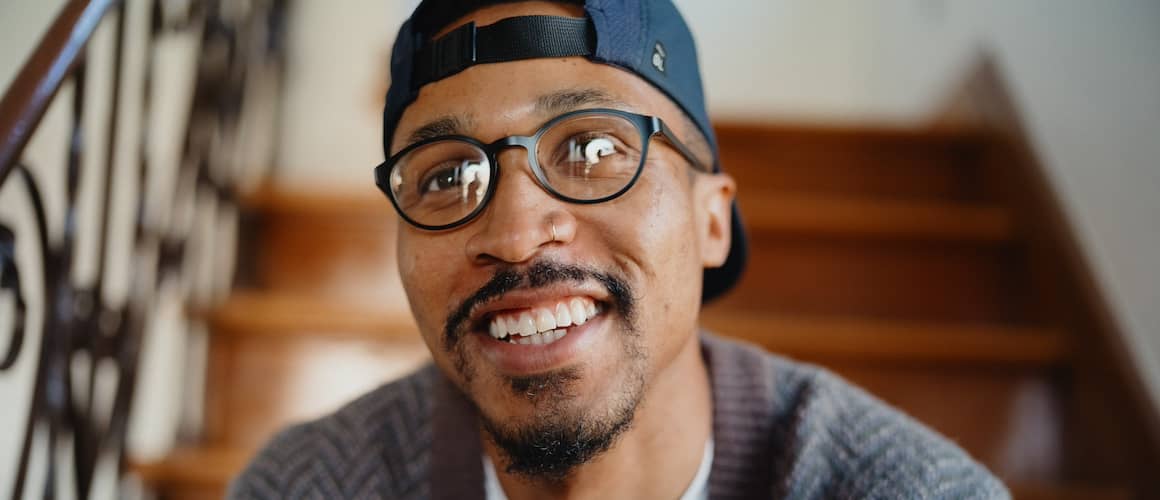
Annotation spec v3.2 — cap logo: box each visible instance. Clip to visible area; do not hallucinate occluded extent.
[651,42,666,73]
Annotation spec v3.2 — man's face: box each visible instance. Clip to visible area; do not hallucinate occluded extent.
[390,2,733,480]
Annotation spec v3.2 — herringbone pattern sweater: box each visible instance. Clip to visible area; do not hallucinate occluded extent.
[229,333,1009,499]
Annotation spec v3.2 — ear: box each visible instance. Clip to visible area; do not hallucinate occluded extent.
[692,173,735,268]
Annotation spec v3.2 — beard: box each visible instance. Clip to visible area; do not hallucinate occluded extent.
[480,361,646,483]
[442,260,645,483]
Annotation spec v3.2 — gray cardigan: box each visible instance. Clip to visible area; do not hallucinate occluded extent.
[229,333,1009,499]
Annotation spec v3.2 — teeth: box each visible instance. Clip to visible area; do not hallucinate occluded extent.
[513,328,568,346]
[517,312,536,337]
[570,299,587,326]
[554,303,572,328]
[486,297,601,344]
[489,319,502,339]
[535,308,556,332]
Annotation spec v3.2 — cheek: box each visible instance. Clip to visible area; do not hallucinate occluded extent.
[640,182,702,359]
[397,233,458,338]
[598,174,701,339]
[635,179,698,275]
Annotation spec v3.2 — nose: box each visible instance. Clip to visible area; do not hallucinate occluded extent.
[464,148,577,266]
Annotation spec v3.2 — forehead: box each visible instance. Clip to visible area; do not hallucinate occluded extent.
[394,61,659,140]
[394,59,690,153]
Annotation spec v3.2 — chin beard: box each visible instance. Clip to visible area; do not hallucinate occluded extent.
[479,366,646,484]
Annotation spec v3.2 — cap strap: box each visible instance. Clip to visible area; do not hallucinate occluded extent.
[412,15,595,91]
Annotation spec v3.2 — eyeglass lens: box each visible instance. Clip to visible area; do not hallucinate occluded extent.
[388,112,644,228]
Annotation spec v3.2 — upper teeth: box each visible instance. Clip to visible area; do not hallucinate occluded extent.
[488,297,599,344]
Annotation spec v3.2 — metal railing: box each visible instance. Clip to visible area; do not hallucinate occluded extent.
[0,0,285,497]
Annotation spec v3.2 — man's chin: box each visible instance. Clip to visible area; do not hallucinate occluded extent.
[504,366,584,403]
[477,375,643,484]
[466,364,592,426]
[456,358,648,483]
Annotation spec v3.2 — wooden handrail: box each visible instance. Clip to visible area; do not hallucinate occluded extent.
[0,0,117,184]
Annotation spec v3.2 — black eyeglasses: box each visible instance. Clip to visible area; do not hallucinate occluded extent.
[374,108,709,230]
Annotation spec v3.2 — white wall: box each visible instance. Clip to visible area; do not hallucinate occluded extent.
[274,0,417,188]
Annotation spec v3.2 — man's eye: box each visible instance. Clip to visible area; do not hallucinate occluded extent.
[417,160,490,205]
[420,164,463,193]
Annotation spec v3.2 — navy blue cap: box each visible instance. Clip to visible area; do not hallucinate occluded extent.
[382,0,747,302]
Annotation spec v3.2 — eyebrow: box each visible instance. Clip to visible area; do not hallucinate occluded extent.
[405,115,474,148]
[400,88,628,149]
[535,88,630,115]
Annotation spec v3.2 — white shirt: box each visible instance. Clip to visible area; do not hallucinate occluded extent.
[483,438,714,500]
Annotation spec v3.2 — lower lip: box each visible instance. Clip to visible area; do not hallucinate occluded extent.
[473,313,608,374]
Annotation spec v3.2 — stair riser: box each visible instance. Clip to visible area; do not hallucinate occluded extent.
[239,215,400,297]
[205,334,430,448]
[714,236,1030,323]
[719,132,984,201]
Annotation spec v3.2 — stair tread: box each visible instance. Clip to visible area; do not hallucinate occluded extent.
[713,122,989,145]
[131,446,250,486]
[701,312,1068,366]
[201,292,1067,366]
[195,292,417,340]
[240,185,386,215]
[738,194,1014,242]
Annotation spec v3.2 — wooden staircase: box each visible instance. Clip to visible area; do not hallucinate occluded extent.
[132,123,1158,499]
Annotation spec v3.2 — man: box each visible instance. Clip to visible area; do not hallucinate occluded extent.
[231,1,1008,498]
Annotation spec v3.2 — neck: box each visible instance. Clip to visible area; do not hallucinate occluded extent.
[484,331,713,500]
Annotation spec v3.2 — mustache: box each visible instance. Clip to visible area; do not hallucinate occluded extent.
[442,260,635,348]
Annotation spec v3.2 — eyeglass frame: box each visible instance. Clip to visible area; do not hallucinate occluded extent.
[374,107,712,231]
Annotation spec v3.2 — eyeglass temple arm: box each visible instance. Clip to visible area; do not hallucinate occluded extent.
[654,118,712,173]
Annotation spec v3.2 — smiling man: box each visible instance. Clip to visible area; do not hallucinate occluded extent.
[230,1,1008,499]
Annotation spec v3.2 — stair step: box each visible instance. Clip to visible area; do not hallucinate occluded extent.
[198,292,416,339]
[711,236,1030,324]
[716,123,988,201]
[715,122,989,146]
[738,194,1014,242]
[201,293,1065,366]
[241,185,385,216]
[701,313,1068,366]
[132,446,248,488]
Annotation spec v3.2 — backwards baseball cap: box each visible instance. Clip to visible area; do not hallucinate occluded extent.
[382,0,747,302]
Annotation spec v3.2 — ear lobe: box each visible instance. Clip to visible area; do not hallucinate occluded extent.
[695,173,735,268]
